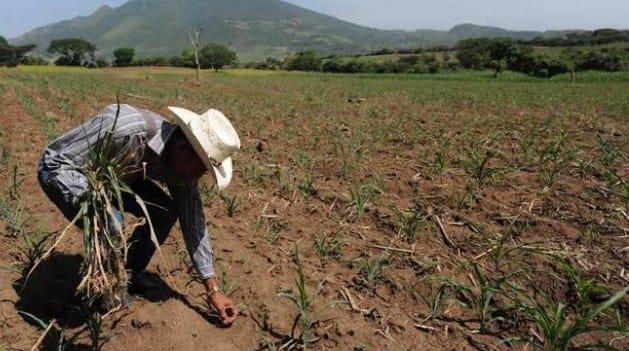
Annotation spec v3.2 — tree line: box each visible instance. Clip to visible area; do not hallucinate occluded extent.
[455,37,626,77]
[520,29,628,47]
[0,36,36,67]
[243,37,627,78]
[2,31,627,78]
[0,37,237,70]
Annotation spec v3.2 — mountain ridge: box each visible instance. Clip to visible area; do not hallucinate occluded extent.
[10,0,576,60]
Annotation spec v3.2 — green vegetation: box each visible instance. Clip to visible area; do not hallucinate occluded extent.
[278,249,326,349]
[0,35,36,67]
[285,51,323,72]
[113,47,135,67]
[251,37,626,78]
[199,44,237,72]
[455,37,627,78]
[312,232,341,267]
[523,29,629,47]
[359,255,388,288]
[218,264,239,297]
[348,183,377,219]
[393,206,427,242]
[221,193,242,217]
[443,264,522,333]
[48,38,96,66]
[522,287,628,351]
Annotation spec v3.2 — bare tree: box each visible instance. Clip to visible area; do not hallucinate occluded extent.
[185,27,203,85]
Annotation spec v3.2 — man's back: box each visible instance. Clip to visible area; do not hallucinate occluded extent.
[41,104,171,175]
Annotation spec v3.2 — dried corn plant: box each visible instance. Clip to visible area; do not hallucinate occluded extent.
[26,102,161,309]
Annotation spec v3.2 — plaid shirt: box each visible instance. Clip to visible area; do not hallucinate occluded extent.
[40,104,215,279]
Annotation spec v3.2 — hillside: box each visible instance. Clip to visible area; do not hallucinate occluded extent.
[10,0,572,60]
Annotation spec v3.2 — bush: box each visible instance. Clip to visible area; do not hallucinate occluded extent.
[284,51,322,71]
[113,47,134,67]
[455,38,492,69]
[322,57,343,73]
[321,58,370,74]
[509,53,569,78]
[264,57,282,70]
[341,60,367,73]
[577,50,625,71]
[200,43,237,71]
[398,55,420,66]
[248,57,282,70]
[369,48,394,56]
[95,58,110,68]
[169,56,185,67]
[427,60,442,74]
[22,56,49,66]
[445,59,460,70]
[153,57,172,67]
[408,62,428,74]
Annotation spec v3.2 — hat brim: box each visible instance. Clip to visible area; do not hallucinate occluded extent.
[168,106,234,190]
[212,157,232,190]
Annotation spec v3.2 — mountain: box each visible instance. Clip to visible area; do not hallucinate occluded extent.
[10,0,572,61]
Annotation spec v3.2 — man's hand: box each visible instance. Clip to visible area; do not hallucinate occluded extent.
[208,291,238,325]
[204,277,238,326]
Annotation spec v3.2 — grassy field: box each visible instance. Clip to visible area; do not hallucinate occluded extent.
[0,66,627,350]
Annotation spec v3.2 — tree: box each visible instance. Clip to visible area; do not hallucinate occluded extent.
[455,38,523,70]
[284,51,322,71]
[113,47,135,67]
[48,38,96,66]
[262,57,282,70]
[560,48,583,83]
[322,57,343,73]
[455,38,492,69]
[95,58,110,68]
[185,28,203,85]
[489,60,507,78]
[180,48,196,68]
[577,50,625,72]
[0,36,36,67]
[509,52,569,78]
[200,44,237,71]
[487,38,520,62]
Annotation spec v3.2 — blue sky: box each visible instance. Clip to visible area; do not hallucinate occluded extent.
[1,0,628,38]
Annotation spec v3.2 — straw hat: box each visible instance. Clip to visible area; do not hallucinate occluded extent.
[167,106,241,190]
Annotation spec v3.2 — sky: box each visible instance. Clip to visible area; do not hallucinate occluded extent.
[1,0,628,38]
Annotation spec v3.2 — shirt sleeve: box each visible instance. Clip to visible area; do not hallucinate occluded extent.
[168,181,216,279]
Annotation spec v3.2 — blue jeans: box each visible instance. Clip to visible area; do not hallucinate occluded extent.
[37,161,178,273]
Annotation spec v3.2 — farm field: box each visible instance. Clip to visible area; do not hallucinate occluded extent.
[0,66,627,350]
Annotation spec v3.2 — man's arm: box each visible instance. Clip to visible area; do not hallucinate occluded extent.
[168,181,238,325]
